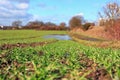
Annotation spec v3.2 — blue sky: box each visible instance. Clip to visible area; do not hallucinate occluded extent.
[0,0,113,26]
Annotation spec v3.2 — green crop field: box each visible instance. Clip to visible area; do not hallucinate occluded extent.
[0,30,120,80]
[0,30,67,45]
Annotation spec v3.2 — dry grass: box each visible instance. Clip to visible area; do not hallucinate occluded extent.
[71,26,107,39]
[70,26,120,49]
[72,36,120,49]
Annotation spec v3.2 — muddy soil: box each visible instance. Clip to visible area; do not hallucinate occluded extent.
[0,40,58,50]
[79,54,112,80]
[0,36,40,41]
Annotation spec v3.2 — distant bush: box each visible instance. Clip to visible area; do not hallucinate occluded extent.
[69,15,84,29]
[22,21,69,30]
[82,23,95,30]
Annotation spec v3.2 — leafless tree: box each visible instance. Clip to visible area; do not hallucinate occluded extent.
[69,15,84,29]
[98,1,120,27]
[59,22,66,30]
[12,20,22,27]
[99,1,120,40]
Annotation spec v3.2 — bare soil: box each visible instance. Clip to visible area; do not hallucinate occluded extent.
[58,53,112,80]
[79,53,112,80]
[0,40,58,50]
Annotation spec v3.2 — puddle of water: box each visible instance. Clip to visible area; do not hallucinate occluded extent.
[43,34,71,40]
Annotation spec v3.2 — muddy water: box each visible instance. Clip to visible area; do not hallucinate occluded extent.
[43,34,72,40]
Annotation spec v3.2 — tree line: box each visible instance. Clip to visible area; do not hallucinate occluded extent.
[0,15,95,30]
[0,21,68,30]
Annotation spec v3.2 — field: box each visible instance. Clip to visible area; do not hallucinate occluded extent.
[0,30,67,45]
[0,30,120,80]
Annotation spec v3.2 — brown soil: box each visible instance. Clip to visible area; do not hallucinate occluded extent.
[0,60,35,78]
[62,53,112,80]
[0,40,58,50]
[79,54,112,80]
[0,36,40,41]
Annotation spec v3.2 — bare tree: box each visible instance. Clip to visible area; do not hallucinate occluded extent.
[99,1,120,40]
[69,15,84,29]
[98,18,106,26]
[59,22,66,30]
[26,20,44,27]
[12,20,22,27]
[45,22,56,27]
[98,1,120,27]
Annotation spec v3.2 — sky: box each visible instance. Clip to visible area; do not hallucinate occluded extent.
[0,0,114,26]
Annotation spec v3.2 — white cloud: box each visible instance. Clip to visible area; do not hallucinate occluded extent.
[0,0,32,25]
[75,13,84,17]
[16,3,29,9]
[0,0,9,5]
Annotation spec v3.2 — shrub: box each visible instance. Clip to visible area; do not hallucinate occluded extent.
[69,16,84,29]
[106,19,120,40]
[82,23,95,30]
